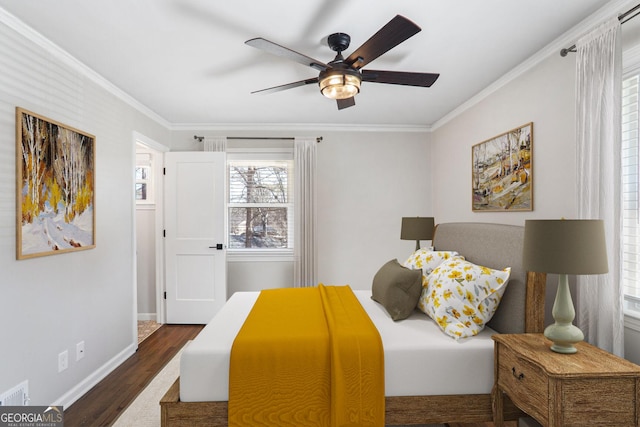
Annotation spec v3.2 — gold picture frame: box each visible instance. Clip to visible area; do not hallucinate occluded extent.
[16,108,96,259]
[472,122,532,212]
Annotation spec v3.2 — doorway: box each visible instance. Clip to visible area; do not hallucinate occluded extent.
[133,132,168,341]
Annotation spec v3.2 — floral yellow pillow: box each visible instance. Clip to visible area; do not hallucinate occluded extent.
[418,258,510,339]
[403,249,463,285]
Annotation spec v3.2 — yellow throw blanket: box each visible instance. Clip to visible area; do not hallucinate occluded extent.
[228,285,384,426]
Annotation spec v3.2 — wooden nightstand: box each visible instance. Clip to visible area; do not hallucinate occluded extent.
[492,333,640,427]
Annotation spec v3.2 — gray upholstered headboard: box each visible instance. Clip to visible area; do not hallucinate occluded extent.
[432,222,528,334]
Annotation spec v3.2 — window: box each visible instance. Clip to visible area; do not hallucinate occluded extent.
[623,73,640,314]
[227,152,293,251]
[135,152,153,204]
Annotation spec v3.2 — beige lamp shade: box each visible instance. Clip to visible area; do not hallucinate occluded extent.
[522,219,608,275]
[401,217,435,241]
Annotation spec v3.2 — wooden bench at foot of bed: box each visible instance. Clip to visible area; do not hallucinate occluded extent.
[160,378,525,426]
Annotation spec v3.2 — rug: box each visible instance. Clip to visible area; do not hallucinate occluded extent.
[138,320,161,344]
[112,344,445,427]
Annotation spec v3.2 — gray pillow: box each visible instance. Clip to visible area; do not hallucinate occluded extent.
[371,259,422,321]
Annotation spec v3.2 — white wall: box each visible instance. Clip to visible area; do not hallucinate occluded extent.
[136,206,156,318]
[625,319,640,365]
[228,260,294,295]
[316,130,432,289]
[0,17,170,406]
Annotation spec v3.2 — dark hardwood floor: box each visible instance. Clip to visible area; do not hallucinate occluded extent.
[63,323,516,427]
[63,324,203,426]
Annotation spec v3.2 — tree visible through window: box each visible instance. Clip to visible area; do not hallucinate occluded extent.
[228,160,292,249]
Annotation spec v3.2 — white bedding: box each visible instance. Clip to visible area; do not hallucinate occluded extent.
[179,289,496,402]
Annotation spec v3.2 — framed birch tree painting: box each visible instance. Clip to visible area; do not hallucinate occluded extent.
[472,122,533,212]
[16,108,96,259]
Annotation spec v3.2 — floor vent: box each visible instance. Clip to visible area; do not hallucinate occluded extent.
[0,380,29,406]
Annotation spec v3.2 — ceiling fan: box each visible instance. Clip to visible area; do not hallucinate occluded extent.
[245,15,440,110]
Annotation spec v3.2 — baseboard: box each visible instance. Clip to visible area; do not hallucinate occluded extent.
[137,312,157,321]
[53,342,137,409]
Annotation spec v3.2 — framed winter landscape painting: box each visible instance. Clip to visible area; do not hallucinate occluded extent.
[16,108,95,259]
[472,122,533,212]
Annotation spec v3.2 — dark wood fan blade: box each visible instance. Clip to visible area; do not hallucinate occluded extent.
[345,15,421,70]
[245,38,328,71]
[337,97,356,110]
[362,70,439,87]
[251,78,319,95]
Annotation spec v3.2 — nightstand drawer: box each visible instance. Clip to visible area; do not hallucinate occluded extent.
[559,377,638,426]
[497,345,547,424]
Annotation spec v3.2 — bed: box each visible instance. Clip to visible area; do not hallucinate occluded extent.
[160,222,547,426]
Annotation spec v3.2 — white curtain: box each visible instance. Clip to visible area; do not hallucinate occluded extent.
[575,17,623,356]
[294,137,317,287]
[203,136,227,152]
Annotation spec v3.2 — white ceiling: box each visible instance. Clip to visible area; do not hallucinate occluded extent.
[0,0,623,128]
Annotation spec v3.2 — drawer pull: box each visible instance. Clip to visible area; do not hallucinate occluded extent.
[512,367,524,380]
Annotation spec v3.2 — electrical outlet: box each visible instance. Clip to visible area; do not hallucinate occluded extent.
[58,350,68,372]
[76,341,85,361]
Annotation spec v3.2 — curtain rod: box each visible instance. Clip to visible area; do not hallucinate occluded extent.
[561,3,640,56]
[193,135,323,143]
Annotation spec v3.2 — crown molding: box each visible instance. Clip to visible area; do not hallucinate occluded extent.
[169,122,431,133]
[431,0,636,131]
[0,6,172,129]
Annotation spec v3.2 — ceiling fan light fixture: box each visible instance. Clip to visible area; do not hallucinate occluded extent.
[247,15,438,110]
[319,69,361,100]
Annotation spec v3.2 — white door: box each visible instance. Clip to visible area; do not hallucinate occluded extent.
[164,151,226,324]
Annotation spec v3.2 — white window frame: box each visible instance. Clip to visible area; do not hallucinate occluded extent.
[226,148,294,262]
[622,45,640,324]
[135,152,154,205]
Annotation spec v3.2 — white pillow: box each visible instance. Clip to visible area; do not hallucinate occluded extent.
[402,249,463,283]
[418,258,510,339]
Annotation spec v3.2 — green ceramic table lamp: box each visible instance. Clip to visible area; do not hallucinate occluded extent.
[523,219,608,354]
